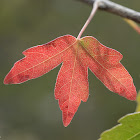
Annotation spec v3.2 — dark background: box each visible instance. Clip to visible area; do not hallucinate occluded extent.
[0,0,140,140]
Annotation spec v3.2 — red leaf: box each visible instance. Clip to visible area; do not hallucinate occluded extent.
[4,35,137,127]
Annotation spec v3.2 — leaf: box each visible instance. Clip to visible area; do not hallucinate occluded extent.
[124,18,140,34]
[99,112,140,140]
[136,90,140,112]
[4,35,137,127]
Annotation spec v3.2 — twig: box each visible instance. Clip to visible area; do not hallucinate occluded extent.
[77,0,140,24]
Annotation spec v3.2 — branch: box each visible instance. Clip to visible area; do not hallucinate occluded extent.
[78,0,140,24]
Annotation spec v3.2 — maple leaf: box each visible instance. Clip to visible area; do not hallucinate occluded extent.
[4,35,137,127]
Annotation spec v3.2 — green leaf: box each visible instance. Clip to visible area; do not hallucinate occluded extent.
[99,112,140,140]
[136,90,140,112]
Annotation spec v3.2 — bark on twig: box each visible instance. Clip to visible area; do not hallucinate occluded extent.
[78,0,140,23]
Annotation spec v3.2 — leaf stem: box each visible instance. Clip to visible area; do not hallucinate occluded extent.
[77,0,100,39]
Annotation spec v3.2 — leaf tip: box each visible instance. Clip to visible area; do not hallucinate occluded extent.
[63,122,69,127]
[62,111,75,127]
[126,91,137,101]
[3,74,12,85]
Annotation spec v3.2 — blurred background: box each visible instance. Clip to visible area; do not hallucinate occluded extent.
[0,0,140,140]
